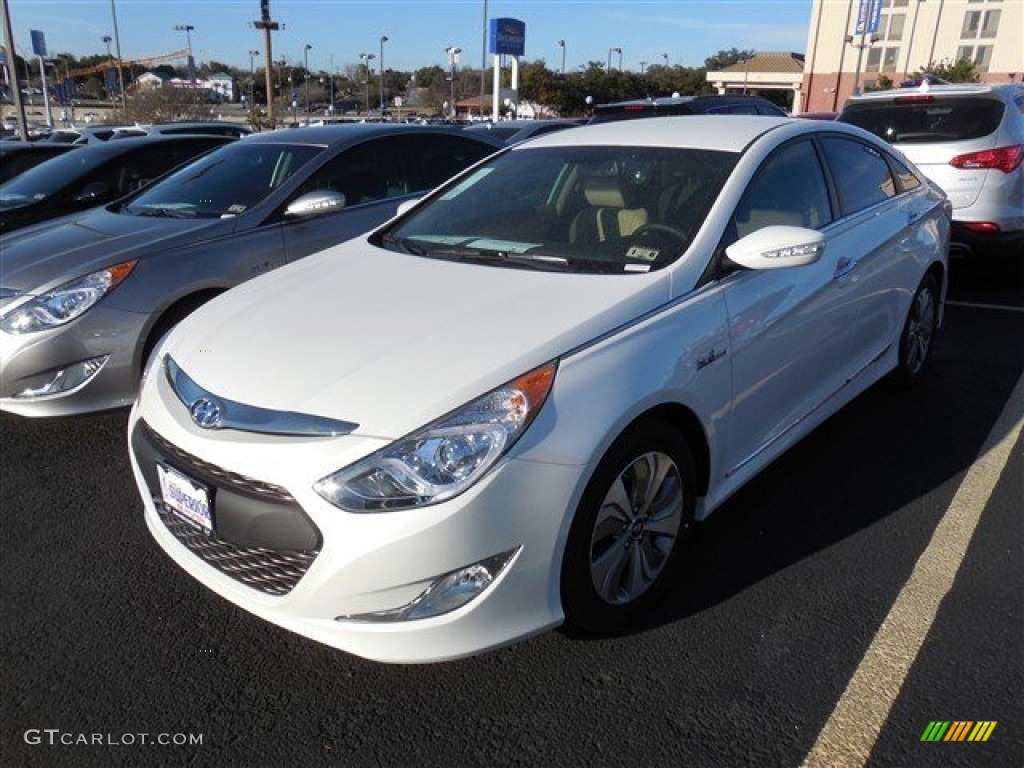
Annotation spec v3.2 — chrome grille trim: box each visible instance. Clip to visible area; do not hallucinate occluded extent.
[165,356,359,437]
[156,505,318,596]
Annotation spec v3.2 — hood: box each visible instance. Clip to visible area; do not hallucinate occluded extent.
[0,208,233,295]
[164,241,672,439]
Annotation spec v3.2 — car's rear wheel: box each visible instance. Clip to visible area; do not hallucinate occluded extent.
[561,422,696,633]
[892,273,939,387]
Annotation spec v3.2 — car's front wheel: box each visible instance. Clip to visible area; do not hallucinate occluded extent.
[561,422,696,633]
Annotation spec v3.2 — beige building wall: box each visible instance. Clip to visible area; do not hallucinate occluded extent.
[801,0,1023,113]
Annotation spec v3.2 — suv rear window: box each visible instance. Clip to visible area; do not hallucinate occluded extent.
[839,97,1004,143]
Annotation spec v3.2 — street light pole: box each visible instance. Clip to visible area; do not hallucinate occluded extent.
[359,52,375,115]
[102,35,115,108]
[174,24,195,81]
[446,46,461,118]
[607,47,621,73]
[110,0,126,117]
[379,35,388,116]
[557,39,566,75]
[248,49,259,111]
[303,44,312,120]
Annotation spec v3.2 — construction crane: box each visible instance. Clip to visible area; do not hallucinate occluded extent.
[69,48,189,78]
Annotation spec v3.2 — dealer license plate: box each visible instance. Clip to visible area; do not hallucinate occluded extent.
[157,464,213,534]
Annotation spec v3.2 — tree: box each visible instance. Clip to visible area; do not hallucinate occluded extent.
[917,58,980,84]
[703,48,756,71]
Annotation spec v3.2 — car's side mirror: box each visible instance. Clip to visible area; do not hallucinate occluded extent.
[72,181,111,202]
[395,198,422,217]
[284,190,346,219]
[725,225,825,270]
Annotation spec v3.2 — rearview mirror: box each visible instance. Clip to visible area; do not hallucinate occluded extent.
[284,190,346,219]
[725,225,825,270]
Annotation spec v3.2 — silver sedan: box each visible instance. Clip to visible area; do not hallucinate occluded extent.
[0,124,503,416]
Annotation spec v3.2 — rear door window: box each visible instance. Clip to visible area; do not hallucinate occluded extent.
[820,137,897,215]
[839,97,1004,143]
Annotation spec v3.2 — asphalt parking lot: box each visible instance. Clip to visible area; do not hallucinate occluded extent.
[2,256,1021,768]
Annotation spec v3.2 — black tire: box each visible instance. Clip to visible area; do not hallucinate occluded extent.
[561,421,697,634]
[891,273,939,388]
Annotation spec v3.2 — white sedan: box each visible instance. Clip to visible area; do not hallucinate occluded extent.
[129,116,950,663]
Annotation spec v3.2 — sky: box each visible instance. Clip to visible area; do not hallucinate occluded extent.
[7,0,814,75]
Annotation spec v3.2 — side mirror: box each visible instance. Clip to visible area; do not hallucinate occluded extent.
[396,198,422,217]
[72,181,111,202]
[284,190,346,219]
[725,225,825,270]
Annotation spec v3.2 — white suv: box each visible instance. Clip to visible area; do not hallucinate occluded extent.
[839,83,1023,257]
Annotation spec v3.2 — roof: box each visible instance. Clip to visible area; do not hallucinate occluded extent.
[242,122,506,148]
[718,52,805,75]
[845,83,1018,102]
[514,115,793,153]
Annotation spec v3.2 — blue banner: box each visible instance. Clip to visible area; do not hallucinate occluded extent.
[855,0,882,35]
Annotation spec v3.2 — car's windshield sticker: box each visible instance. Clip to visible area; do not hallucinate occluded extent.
[626,245,659,261]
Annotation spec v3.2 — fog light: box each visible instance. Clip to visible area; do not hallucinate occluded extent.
[13,356,109,399]
[339,548,519,623]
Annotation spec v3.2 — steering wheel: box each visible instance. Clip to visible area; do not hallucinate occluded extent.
[633,223,688,242]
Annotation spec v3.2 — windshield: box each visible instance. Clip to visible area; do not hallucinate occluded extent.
[121,142,321,219]
[376,145,736,274]
[0,146,114,207]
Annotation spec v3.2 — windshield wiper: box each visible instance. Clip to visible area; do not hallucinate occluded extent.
[421,246,571,271]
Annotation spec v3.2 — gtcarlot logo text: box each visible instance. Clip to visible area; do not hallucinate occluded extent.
[24,729,203,747]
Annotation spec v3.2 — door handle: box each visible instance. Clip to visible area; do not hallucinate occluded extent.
[834,256,855,279]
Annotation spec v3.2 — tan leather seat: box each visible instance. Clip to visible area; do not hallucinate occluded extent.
[570,175,648,243]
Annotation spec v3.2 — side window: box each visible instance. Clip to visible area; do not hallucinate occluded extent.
[732,140,832,240]
[820,136,897,215]
[411,135,496,190]
[888,154,921,192]
[295,139,408,207]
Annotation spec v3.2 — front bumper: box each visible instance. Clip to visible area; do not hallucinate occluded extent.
[0,304,148,417]
[128,379,586,663]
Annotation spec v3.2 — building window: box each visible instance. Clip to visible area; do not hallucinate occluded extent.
[961,11,982,38]
[882,47,900,73]
[957,45,974,62]
[975,46,993,72]
[980,10,1001,37]
[866,48,883,73]
[887,13,906,41]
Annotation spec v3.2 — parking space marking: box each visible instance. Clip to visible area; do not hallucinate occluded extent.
[802,372,1024,768]
[946,300,1024,313]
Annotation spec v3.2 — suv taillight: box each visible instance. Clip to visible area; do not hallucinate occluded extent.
[950,145,1023,173]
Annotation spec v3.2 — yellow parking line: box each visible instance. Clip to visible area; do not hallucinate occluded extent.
[802,372,1023,767]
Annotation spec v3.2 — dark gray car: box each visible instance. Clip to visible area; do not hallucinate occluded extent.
[0,124,504,416]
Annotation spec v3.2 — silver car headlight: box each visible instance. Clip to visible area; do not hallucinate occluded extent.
[314,361,557,512]
[0,261,137,334]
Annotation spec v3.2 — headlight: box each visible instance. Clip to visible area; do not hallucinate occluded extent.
[0,261,137,334]
[315,361,557,512]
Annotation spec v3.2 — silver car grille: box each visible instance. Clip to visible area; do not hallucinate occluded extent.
[155,503,319,596]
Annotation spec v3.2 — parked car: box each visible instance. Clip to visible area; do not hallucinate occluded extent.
[0,134,234,234]
[0,141,78,184]
[108,121,252,140]
[590,94,787,123]
[838,83,1023,257]
[465,118,585,144]
[0,124,504,416]
[127,116,950,662]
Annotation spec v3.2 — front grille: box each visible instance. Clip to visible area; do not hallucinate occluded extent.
[156,503,318,596]
[146,426,294,502]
